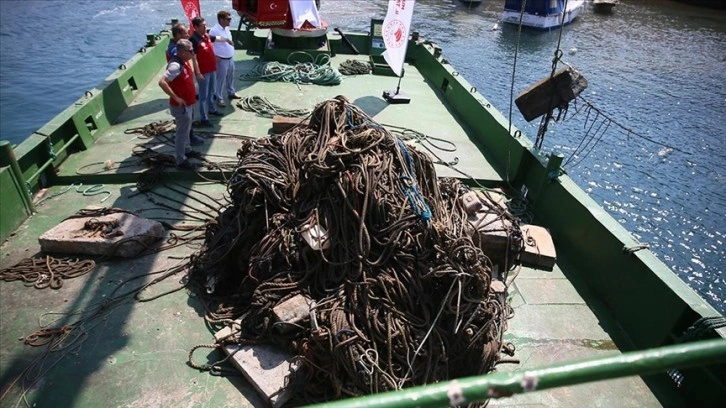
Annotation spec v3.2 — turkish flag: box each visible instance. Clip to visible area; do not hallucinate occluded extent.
[180,0,201,27]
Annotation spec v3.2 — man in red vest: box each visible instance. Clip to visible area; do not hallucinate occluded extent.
[158,39,202,169]
[190,16,232,127]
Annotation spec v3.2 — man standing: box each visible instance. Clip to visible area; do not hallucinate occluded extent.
[167,22,205,145]
[158,39,202,169]
[209,10,240,108]
[190,16,231,127]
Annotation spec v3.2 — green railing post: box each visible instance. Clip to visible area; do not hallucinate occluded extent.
[307,339,726,408]
[0,140,35,213]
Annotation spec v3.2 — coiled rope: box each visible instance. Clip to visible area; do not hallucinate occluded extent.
[339,59,372,76]
[0,256,95,290]
[235,95,311,118]
[239,53,342,87]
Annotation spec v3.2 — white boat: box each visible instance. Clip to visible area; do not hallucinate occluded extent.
[502,0,586,30]
[593,0,618,14]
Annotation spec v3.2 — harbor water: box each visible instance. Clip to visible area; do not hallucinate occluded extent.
[0,0,723,314]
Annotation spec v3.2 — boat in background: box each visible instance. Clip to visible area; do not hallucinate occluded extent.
[502,0,586,29]
[673,0,726,9]
[593,0,618,14]
[459,0,484,7]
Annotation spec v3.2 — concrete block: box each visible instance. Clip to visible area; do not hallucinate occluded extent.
[221,342,299,408]
[214,317,243,343]
[459,191,483,215]
[515,67,588,122]
[271,115,309,133]
[468,211,511,251]
[519,224,557,270]
[38,211,164,258]
[272,294,310,333]
[490,279,507,294]
[475,189,508,212]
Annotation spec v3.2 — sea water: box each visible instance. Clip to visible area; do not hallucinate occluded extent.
[0,0,723,314]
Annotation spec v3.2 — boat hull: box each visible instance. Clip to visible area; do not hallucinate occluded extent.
[502,0,585,29]
[593,0,617,14]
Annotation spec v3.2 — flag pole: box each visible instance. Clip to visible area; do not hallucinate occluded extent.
[394,76,403,95]
[383,70,410,103]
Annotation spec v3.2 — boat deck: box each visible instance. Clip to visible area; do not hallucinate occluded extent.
[1,50,667,407]
[54,52,503,185]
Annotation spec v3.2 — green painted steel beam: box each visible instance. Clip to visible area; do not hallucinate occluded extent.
[0,141,35,213]
[308,339,726,408]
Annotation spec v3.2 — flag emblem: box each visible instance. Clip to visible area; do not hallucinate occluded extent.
[384,20,406,48]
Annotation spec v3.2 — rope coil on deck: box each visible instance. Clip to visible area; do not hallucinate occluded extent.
[235,95,311,118]
[338,59,372,75]
[239,57,343,86]
[0,256,96,290]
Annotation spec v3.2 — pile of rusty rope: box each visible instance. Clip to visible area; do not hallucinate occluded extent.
[0,256,95,290]
[191,96,516,404]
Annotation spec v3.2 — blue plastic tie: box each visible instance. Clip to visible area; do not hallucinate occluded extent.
[395,138,432,224]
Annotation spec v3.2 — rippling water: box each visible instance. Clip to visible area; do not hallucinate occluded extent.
[0,0,723,313]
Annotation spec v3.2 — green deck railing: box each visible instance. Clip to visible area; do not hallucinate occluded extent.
[308,338,726,408]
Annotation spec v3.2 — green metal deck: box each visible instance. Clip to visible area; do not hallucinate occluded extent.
[1,28,722,407]
[52,52,502,186]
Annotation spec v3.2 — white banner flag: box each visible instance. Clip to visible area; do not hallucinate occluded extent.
[382,0,416,77]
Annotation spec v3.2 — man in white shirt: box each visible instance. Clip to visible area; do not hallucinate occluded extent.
[209,10,239,108]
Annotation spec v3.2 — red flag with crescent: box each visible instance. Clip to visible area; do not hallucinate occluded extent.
[180,0,201,27]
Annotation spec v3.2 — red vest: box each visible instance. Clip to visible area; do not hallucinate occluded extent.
[168,57,197,107]
[193,33,217,75]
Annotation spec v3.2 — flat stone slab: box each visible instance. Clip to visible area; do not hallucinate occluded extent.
[272,294,311,333]
[38,210,164,257]
[221,343,299,408]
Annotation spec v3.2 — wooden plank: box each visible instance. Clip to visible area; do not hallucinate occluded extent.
[271,115,309,133]
[519,224,557,270]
